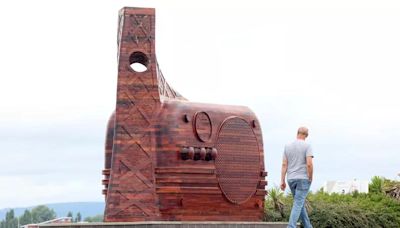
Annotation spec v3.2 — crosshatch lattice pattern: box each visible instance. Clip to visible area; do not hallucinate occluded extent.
[105,8,159,221]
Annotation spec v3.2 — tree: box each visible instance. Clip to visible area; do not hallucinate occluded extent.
[75,212,81,223]
[19,209,33,225]
[67,211,73,221]
[5,210,14,221]
[369,176,384,194]
[31,205,56,223]
[1,210,18,228]
[268,187,285,218]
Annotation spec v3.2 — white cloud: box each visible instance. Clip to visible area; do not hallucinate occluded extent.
[0,175,101,208]
[1,0,400,207]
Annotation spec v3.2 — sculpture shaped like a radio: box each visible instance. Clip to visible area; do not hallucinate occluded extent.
[102,7,267,222]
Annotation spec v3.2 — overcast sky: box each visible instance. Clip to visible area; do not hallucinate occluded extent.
[1,0,400,208]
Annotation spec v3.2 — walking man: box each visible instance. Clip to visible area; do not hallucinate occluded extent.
[280,127,314,228]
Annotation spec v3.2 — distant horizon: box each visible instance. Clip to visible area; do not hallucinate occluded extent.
[0,202,105,221]
[2,174,398,210]
[0,201,104,210]
[1,174,394,210]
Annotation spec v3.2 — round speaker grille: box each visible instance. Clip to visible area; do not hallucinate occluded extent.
[215,117,260,204]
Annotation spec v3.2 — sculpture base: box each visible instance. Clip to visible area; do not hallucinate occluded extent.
[39,221,298,228]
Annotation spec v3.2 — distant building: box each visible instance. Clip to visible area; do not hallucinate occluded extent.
[21,217,72,228]
[324,179,369,194]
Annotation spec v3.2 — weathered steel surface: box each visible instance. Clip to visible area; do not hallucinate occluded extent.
[102,7,267,222]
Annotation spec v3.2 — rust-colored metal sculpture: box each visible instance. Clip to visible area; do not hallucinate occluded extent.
[102,7,267,222]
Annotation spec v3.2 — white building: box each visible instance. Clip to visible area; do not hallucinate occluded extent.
[324,179,369,194]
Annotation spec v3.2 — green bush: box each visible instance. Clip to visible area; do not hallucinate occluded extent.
[369,176,384,194]
[308,199,398,228]
[264,177,400,227]
[84,214,104,222]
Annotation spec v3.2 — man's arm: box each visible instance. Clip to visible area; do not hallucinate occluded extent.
[306,156,313,182]
[280,158,288,191]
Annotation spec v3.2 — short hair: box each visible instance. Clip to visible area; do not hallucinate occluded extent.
[297,127,309,137]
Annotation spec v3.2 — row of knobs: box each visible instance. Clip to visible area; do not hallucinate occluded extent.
[180,147,218,161]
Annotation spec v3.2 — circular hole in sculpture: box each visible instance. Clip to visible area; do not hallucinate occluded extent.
[129,52,148,72]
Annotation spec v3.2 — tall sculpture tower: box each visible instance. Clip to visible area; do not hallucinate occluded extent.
[102,7,267,222]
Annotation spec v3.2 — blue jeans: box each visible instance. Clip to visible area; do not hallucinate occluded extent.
[287,179,312,228]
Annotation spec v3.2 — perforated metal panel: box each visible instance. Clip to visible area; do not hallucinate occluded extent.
[215,117,260,204]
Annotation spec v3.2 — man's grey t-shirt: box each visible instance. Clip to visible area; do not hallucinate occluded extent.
[283,139,313,180]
